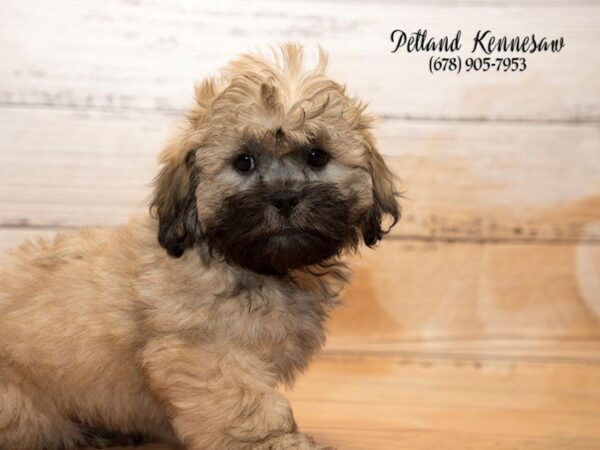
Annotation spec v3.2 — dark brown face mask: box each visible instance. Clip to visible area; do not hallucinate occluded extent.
[203,182,361,275]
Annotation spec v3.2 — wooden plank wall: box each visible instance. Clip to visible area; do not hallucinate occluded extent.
[0,1,599,449]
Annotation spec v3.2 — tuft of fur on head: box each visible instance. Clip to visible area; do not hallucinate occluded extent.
[151,43,400,274]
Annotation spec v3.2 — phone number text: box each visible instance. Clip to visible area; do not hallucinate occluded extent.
[428,56,527,74]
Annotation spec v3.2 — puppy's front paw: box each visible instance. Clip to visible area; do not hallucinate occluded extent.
[258,432,335,450]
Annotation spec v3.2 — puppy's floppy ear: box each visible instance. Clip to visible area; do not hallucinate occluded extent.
[150,78,220,257]
[150,140,199,257]
[360,132,401,246]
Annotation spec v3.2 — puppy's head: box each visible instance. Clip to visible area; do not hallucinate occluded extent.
[151,44,399,275]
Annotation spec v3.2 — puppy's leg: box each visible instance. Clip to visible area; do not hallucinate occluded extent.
[143,338,329,450]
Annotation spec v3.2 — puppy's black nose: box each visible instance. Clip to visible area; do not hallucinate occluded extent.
[269,190,300,217]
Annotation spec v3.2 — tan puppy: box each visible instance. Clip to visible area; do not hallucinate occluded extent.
[0,44,399,450]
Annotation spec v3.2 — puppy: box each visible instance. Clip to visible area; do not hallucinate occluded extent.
[0,44,399,450]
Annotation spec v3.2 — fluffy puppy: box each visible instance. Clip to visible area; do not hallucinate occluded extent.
[0,44,399,450]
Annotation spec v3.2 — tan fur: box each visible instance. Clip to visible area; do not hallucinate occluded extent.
[0,44,398,450]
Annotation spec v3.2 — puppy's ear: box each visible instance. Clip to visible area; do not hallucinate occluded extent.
[360,132,401,246]
[150,79,220,257]
[150,141,199,257]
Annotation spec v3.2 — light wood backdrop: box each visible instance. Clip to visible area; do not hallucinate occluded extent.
[0,1,599,449]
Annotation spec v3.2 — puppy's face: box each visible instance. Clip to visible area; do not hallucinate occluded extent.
[152,45,399,275]
[196,123,374,275]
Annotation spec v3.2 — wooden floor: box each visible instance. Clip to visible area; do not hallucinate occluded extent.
[1,1,599,449]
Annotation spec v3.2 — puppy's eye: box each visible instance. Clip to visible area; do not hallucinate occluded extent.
[306,148,329,168]
[233,154,255,172]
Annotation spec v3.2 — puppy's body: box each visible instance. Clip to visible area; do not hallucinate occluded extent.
[0,217,337,449]
[0,44,399,449]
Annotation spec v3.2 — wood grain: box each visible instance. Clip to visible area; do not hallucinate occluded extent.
[331,240,600,342]
[289,354,600,450]
[1,108,598,243]
[0,0,598,122]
